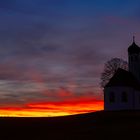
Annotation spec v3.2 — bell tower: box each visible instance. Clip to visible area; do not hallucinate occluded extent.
[128,36,140,82]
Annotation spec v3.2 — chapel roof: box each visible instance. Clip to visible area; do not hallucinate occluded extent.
[105,68,140,90]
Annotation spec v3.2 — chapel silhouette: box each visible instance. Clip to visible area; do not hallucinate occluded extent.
[104,37,140,110]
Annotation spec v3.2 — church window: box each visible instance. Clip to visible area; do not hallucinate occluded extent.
[134,55,137,61]
[131,55,137,61]
[109,92,115,103]
[122,92,127,102]
[130,56,134,61]
[139,95,140,103]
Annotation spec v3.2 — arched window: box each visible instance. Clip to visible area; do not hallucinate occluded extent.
[139,95,140,104]
[131,55,137,61]
[109,92,115,103]
[122,92,128,102]
[131,56,134,61]
[134,55,138,61]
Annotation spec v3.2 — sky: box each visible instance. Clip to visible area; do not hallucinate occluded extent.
[0,0,139,116]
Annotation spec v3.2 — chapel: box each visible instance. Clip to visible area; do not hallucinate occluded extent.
[104,37,140,110]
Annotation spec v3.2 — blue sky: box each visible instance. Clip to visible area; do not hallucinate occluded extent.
[0,0,140,106]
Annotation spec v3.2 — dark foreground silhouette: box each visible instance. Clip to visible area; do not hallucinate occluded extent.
[1,111,140,140]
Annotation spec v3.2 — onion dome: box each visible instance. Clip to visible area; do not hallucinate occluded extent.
[128,36,140,54]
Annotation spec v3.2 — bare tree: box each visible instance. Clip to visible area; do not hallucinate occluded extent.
[100,58,128,88]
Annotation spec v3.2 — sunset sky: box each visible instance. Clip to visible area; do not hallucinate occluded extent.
[0,0,139,116]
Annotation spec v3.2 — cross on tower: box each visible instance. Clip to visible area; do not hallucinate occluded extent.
[133,36,135,43]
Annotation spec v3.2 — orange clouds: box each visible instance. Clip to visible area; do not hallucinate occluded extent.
[0,99,104,117]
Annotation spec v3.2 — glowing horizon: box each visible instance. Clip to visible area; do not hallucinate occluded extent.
[0,100,104,117]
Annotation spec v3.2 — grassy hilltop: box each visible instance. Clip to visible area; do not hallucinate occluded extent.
[0,111,140,140]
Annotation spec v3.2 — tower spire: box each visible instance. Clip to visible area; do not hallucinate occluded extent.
[133,36,135,43]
